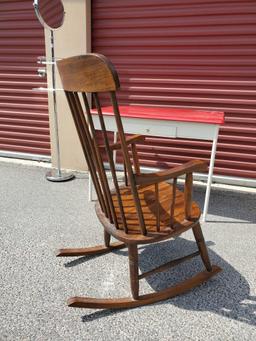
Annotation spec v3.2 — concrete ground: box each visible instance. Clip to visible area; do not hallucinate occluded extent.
[0,161,255,341]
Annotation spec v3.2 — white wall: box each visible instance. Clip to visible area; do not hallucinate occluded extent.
[45,0,91,171]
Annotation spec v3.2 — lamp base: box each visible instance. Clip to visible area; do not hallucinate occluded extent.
[46,169,75,182]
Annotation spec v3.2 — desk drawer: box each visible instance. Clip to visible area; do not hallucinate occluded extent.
[93,115,217,141]
[101,116,177,138]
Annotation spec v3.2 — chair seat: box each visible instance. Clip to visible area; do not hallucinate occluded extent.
[112,182,201,233]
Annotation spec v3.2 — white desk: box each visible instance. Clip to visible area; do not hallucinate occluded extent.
[91,106,225,222]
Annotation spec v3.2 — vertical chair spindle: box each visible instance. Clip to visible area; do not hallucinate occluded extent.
[123,161,128,186]
[184,173,193,220]
[94,93,128,233]
[81,92,118,226]
[170,178,177,228]
[66,92,107,216]
[110,91,147,236]
[131,143,141,175]
[155,183,160,231]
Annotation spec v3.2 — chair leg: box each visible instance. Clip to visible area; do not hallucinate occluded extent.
[66,227,222,310]
[192,223,212,272]
[104,230,111,247]
[65,224,222,310]
[128,244,139,299]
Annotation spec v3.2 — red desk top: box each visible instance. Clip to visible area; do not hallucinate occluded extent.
[91,106,225,125]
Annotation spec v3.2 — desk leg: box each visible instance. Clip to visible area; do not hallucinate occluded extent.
[202,126,219,222]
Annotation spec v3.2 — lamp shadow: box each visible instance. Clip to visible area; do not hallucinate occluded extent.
[81,238,256,326]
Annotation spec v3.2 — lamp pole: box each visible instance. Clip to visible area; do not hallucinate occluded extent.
[33,0,74,182]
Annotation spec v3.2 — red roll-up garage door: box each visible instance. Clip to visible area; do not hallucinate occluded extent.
[92,0,256,181]
[0,0,50,158]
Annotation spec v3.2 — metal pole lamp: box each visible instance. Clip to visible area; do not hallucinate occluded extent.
[33,0,74,182]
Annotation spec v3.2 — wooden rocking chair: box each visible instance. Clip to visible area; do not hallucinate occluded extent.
[56,54,222,309]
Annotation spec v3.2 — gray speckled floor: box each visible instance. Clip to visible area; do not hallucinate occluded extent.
[0,162,255,341]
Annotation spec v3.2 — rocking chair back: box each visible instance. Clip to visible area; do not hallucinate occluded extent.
[58,54,149,235]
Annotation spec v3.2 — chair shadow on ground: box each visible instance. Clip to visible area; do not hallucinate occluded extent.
[80,237,256,325]
[193,186,256,223]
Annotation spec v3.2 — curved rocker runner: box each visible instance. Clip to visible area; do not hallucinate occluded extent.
[56,53,222,310]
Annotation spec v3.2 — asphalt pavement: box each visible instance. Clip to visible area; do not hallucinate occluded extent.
[0,161,255,341]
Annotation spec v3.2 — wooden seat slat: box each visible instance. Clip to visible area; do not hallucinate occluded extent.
[112,182,200,233]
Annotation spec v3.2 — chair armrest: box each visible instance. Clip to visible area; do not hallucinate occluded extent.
[135,160,208,186]
[111,134,145,151]
[99,134,145,151]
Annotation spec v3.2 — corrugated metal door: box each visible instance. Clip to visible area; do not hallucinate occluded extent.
[92,0,256,180]
[0,0,50,157]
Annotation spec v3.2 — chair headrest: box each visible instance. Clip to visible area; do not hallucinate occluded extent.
[57,53,120,92]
